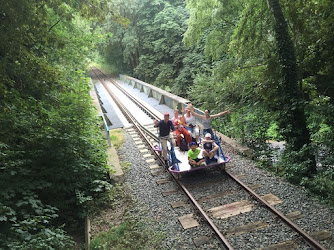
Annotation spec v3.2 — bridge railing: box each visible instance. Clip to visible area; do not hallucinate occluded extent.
[119,74,252,156]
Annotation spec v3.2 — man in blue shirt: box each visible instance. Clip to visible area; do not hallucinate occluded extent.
[154,113,175,166]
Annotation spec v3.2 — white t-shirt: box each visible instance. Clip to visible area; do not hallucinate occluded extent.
[185,114,195,125]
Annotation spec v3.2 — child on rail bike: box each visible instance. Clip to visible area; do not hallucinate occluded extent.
[202,133,219,164]
[188,142,205,167]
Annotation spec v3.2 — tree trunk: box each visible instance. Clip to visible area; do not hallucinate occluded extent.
[135,48,139,67]
[130,57,135,70]
[266,0,316,175]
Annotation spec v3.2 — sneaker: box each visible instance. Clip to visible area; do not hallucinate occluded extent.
[205,158,211,165]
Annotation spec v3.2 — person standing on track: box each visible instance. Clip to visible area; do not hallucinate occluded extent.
[154,113,175,167]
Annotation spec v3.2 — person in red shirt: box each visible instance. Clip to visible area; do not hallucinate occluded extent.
[171,109,192,148]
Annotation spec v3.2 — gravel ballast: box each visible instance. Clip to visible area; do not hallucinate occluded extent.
[111,78,334,249]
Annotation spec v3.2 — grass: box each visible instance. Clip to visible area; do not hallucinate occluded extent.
[109,129,124,149]
[90,216,165,250]
[120,161,131,173]
[89,185,165,250]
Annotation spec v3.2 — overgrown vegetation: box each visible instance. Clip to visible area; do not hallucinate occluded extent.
[0,1,118,248]
[1,1,333,248]
[89,182,165,250]
[98,0,334,205]
[91,215,165,250]
[109,129,124,149]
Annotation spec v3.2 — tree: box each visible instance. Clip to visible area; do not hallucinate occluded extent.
[266,0,316,175]
[100,0,194,95]
[0,1,113,248]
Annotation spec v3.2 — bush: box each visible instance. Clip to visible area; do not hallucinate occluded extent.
[302,170,334,205]
[276,145,315,184]
[90,216,164,250]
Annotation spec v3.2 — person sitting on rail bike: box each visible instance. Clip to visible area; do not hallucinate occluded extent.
[154,113,175,167]
[171,109,192,148]
[182,104,200,144]
[189,103,230,140]
[202,133,219,164]
[188,142,206,167]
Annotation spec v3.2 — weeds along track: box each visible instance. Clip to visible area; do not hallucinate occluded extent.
[91,67,325,250]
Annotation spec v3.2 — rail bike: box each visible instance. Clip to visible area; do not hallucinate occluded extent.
[153,132,230,179]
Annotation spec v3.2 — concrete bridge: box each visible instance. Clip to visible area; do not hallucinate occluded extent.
[120,74,252,157]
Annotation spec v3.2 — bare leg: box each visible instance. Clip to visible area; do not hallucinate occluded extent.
[189,159,196,167]
[202,150,210,158]
[197,159,206,166]
[211,147,219,158]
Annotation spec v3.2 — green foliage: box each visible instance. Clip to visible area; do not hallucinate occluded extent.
[99,0,193,94]
[276,145,315,183]
[135,0,189,90]
[109,129,124,149]
[0,0,115,248]
[266,122,283,141]
[183,0,334,201]
[307,97,334,168]
[303,170,334,205]
[120,161,131,173]
[90,216,165,250]
[97,0,141,74]
[171,49,207,97]
[277,146,334,205]
[96,0,334,204]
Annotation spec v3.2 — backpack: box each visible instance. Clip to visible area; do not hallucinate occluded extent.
[179,137,189,151]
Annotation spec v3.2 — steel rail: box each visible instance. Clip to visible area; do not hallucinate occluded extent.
[91,68,165,167]
[225,170,325,250]
[93,67,160,121]
[174,176,234,249]
[91,67,234,249]
[92,67,325,250]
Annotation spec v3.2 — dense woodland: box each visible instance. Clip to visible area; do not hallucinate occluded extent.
[0,0,114,248]
[1,0,333,248]
[99,0,334,202]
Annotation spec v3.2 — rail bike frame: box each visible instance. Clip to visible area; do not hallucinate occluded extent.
[168,132,230,175]
[167,141,180,171]
[153,138,180,171]
[214,133,226,161]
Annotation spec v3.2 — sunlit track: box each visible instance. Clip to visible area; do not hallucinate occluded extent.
[91,67,233,249]
[225,171,326,250]
[91,67,326,250]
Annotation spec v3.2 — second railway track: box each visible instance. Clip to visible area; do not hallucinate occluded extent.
[91,67,329,249]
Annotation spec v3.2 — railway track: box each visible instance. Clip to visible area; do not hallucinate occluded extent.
[91,67,326,250]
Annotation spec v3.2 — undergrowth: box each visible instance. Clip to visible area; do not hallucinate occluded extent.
[89,184,165,250]
[90,214,165,250]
